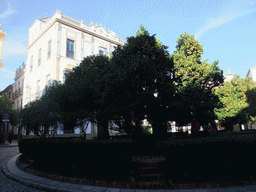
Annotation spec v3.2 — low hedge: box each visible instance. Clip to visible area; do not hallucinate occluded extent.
[18,132,256,183]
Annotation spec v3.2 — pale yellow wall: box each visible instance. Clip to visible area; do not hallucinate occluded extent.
[0,29,7,68]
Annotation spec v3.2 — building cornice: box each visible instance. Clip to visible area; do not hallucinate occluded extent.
[28,18,126,50]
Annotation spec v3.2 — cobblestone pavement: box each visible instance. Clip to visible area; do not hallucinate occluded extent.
[0,140,43,192]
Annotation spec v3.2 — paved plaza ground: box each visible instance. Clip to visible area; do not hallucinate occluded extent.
[2,140,256,191]
[0,140,43,192]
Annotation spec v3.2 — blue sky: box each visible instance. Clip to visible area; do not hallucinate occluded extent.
[0,0,256,91]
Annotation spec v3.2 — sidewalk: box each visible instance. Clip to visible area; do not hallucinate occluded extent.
[2,154,256,191]
[0,139,18,147]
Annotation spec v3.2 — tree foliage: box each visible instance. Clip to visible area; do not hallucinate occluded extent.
[19,27,226,140]
[19,81,64,136]
[170,32,223,125]
[103,25,174,140]
[214,75,256,124]
[0,94,18,126]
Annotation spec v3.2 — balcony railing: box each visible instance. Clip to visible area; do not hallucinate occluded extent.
[18,87,23,95]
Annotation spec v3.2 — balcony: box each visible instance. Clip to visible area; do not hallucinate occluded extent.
[18,87,23,96]
[12,88,23,99]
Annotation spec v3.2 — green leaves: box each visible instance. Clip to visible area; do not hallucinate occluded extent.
[171,32,223,124]
[0,95,18,126]
[214,76,256,124]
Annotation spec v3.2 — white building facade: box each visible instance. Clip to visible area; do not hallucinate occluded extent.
[23,11,126,136]
[13,63,25,111]
[11,63,26,135]
[223,73,235,82]
[246,67,256,82]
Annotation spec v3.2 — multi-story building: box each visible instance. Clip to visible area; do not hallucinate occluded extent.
[0,25,7,68]
[246,67,256,82]
[13,63,25,112]
[11,63,26,135]
[22,10,126,135]
[0,84,13,99]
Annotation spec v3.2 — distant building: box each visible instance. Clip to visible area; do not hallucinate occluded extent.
[0,25,7,68]
[224,69,235,82]
[0,84,13,99]
[246,67,256,82]
[13,63,25,111]
[12,63,26,135]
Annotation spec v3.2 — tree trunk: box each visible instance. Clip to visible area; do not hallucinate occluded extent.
[152,121,168,141]
[63,120,76,133]
[97,115,109,140]
[134,120,143,138]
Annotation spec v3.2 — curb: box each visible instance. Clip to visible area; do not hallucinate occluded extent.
[1,154,98,192]
[3,154,256,191]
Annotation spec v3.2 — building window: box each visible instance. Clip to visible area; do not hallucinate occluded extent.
[30,56,33,72]
[63,69,72,82]
[38,49,41,66]
[67,39,74,58]
[46,74,51,86]
[36,80,40,100]
[37,80,40,92]
[99,50,103,56]
[64,128,74,134]
[48,40,51,59]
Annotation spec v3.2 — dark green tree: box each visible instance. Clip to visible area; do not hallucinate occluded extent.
[19,81,64,137]
[0,94,18,126]
[0,95,18,143]
[64,55,112,139]
[105,25,175,141]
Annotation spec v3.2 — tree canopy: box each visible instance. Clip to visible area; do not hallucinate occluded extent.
[105,25,175,140]
[170,32,223,125]
[19,27,227,140]
[0,94,18,126]
[214,75,256,124]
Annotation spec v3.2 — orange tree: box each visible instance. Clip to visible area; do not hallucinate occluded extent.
[104,25,175,141]
[63,55,113,139]
[170,32,223,125]
[19,81,64,137]
[63,25,175,141]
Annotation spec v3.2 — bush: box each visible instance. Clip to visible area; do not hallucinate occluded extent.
[142,125,152,135]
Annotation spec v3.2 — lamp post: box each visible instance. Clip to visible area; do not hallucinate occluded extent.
[2,112,10,143]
